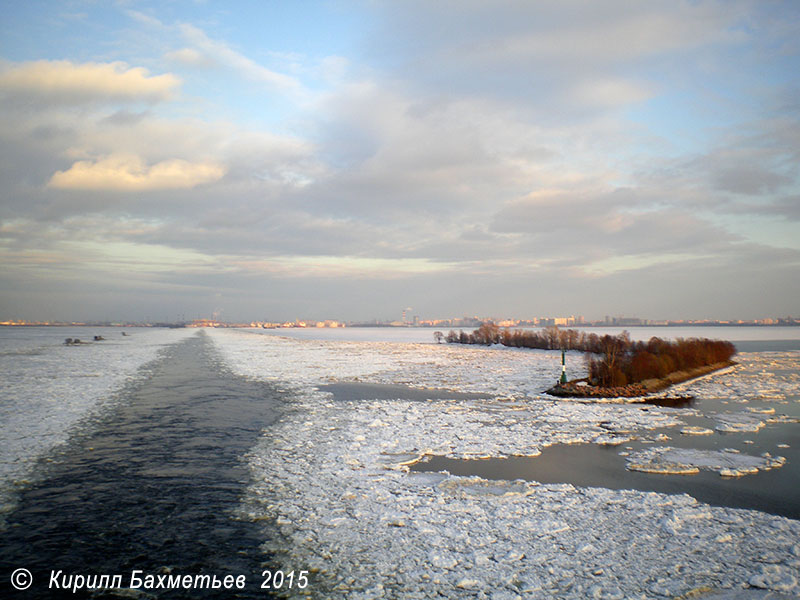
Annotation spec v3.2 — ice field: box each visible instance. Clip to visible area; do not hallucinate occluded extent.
[207,328,800,599]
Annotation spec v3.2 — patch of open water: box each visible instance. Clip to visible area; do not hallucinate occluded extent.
[413,393,800,519]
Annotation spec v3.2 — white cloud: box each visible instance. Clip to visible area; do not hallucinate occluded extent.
[178,24,302,93]
[47,154,226,191]
[164,47,216,69]
[0,60,179,104]
[568,78,654,109]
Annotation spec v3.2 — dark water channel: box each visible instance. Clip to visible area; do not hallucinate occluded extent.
[1,332,283,599]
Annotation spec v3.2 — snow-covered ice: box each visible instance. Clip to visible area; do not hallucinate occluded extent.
[715,411,768,433]
[238,397,799,599]
[681,426,715,435]
[205,329,800,598]
[686,353,800,405]
[626,447,786,477]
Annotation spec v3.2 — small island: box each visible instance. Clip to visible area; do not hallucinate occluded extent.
[444,324,737,399]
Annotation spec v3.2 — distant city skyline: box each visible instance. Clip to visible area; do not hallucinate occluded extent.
[2,313,798,329]
[1,2,799,322]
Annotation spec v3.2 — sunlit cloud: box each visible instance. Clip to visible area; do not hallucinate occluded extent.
[47,154,226,191]
[63,240,221,273]
[164,47,216,69]
[0,60,179,104]
[580,252,711,277]
[229,255,456,279]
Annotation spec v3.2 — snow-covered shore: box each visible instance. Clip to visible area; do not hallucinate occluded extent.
[208,329,800,599]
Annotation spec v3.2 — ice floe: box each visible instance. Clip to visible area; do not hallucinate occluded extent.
[749,565,798,592]
[626,447,786,477]
[715,411,767,433]
[767,414,800,424]
[681,426,715,435]
[749,407,777,414]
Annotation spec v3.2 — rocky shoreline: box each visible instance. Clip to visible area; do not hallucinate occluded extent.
[546,360,736,399]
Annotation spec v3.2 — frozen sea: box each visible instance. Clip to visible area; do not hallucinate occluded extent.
[1,325,799,599]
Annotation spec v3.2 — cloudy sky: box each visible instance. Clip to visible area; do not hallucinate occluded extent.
[1,1,798,323]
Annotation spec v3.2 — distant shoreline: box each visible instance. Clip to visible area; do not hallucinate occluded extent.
[2,321,799,329]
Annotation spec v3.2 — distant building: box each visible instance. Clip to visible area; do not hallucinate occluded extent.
[612,317,644,326]
[188,319,221,328]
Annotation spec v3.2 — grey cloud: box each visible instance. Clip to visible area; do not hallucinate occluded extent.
[633,105,800,214]
[690,145,796,196]
[490,189,639,234]
[302,86,567,224]
[764,195,800,221]
[100,109,152,126]
[713,165,792,195]
[727,195,800,221]
[490,187,742,266]
[362,0,741,116]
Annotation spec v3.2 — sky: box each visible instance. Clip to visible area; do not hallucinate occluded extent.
[0,0,799,323]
